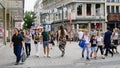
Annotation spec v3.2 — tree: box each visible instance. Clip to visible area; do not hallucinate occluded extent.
[23,11,36,29]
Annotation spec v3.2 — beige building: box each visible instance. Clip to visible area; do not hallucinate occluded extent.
[40,0,106,33]
[0,0,24,45]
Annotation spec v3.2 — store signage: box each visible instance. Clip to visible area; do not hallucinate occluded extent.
[108,13,120,21]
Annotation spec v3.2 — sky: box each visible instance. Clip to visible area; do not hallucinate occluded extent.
[25,0,37,11]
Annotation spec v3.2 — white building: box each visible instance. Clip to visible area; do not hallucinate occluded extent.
[34,0,120,32]
[34,0,43,26]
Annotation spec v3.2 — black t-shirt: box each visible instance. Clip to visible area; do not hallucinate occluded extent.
[12,34,23,46]
[90,39,97,47]
[42,31,49,41]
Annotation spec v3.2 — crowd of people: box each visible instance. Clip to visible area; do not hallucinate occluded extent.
[10,26,120,65]
[78,27,120,60]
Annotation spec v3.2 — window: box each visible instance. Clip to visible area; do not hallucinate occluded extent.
[116,6,119,13]
[86,4,91,16]
[111,6,114,13]
[96,4,100,16]
[107,6,110,14]
[77,3,82,16]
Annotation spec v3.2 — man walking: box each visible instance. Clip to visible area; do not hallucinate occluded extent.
[104,27,113,57]
[41,27,50,58]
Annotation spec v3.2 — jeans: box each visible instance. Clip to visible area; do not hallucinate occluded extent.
[14,45,22,63]
[82,44,89,58]
[25,43,31,56]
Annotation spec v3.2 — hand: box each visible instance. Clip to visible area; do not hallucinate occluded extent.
[10,44,12,48]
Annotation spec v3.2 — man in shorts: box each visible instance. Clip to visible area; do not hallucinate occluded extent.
[41,27,50,58]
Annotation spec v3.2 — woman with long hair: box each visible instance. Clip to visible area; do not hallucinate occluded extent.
[96,31,105,59]
[34,31,40,57]
[112,27,119,54]
[58,25,67,57]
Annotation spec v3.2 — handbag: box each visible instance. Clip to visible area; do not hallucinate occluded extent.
[78,40,85,48]
[21,48,26,62]
[34,41,38,44]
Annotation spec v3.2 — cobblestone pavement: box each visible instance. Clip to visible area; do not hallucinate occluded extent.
[0,41,120,68]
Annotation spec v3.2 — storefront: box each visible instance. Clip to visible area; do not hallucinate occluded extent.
[0,3,5,43]
[107,13,120,31]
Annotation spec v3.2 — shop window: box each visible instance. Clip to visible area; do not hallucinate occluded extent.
[86,4,91,16]
[111,6,114,13]
[77,4,82,16]
[116,6,119,13]
[107,6,110,14]
[96,4,100,16]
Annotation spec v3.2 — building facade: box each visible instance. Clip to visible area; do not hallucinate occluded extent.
[34,0,43,26]
[0,0,24,45]
[40,0,106,33]
[106,0,120,31]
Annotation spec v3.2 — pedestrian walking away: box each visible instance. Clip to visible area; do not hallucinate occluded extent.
[24,29,32,57]
[58,25,67,57]
[104,27,113,57]
[34,31,40,57]
[96,31,105,59]
[41,27,50,58]
[10,28,24,65]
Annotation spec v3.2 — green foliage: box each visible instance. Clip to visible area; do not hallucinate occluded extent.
[23,11,36,29]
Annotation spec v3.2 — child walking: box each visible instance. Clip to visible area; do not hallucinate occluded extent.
[90,35,97,59]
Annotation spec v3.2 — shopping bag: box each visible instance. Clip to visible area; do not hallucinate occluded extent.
[21,48,26,62]
[78,40,85,48]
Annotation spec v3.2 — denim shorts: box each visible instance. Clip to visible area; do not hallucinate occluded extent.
[43,41,49,48]
[91,47,97,51]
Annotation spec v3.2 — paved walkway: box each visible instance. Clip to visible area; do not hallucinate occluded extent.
[0,41,120,68]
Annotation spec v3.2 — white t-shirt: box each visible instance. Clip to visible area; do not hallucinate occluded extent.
[96,36,103,46]
[78,31,84,39]
[113,32,119,40]
[84,35,90,44]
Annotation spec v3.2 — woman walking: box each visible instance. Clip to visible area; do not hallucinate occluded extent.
[96,31,105,59]
[10,28,24,65]
[82,30,90,60]
[90,35,97,59]
[112,27,119,54]
[34,31,40,57]
[24,29,32,57]
[58,25,67,57]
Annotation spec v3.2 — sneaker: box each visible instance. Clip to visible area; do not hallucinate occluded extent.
[44,54,47,57]
[86,57,90,60]
[82,55,84,58]
[61,51,65,57]
[102,55,105,59]
[47,55,51,58]
[14,62,19,65]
